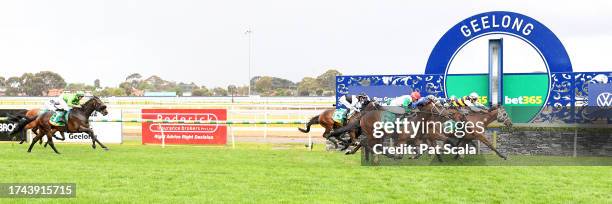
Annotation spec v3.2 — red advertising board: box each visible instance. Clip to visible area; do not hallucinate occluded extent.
[142,109,227,145]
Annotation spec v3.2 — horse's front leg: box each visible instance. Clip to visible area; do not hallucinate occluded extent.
[432,133,449,162]
[323,129,338,150]
[78,127,97,149]
[46,132,60,154]
[81,127,109,151]
[454,140,468,160]
[28,131,44,153]
[475,133,507,160]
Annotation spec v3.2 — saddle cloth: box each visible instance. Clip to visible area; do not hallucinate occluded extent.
[49,110,70,126]
[332,108,348,124]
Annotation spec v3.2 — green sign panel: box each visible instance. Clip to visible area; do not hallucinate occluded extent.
[446,73,548,123]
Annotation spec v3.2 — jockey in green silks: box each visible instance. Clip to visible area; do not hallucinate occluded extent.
[48,91,85,126]
[386,91,423,112]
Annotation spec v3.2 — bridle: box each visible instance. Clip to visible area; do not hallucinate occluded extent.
[418,99,455,120]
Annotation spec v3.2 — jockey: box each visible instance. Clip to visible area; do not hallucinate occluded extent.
[48,91,85,125]
[452,92,487,113]
[387,91,423,112]
[338,92,370,118]
[438,95,458,108]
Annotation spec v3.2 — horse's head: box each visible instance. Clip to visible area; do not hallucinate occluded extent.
[419,98,437,112]
[89,96,108,116]
[495,105,512,128]
[362,100,381,111]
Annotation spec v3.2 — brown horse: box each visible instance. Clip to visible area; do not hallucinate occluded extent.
[345,100,440,157]
[357,107,430,162]
[298,109,338,142]
[420,104,512,160]
[450,105,512,160]
[326,101,384,153]
[299,101,378,150]
[8,108,65,144]
[25,96,109,154]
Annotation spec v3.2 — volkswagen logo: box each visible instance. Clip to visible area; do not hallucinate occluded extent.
[596,92,612,107]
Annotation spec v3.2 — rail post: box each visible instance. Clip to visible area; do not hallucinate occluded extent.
[264,103,268,141]
[492,131,497,149]
[230,124,235,149]
[573,127,578,157]
[159,123,165,148]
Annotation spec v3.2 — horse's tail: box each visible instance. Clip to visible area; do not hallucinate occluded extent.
[298,115,320,133]
[8,113,35,136]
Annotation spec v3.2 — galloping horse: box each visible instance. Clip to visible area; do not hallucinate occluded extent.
[448,105,512,160]
[8,109,65,144]
[417,103,512,160]
[298,101,378,149]
[23,96,109,154]
[298,108,342,146]
[357,105,432,162]
[341,99,440,156]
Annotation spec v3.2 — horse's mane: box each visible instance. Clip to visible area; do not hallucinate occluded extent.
[71,96,102,115]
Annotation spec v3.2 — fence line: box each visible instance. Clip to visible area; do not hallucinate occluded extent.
[0,117,308,124]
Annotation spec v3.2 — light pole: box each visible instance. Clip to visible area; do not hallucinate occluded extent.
[245,28,253,96]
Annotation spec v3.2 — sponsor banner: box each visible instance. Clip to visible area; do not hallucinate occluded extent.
[340,85,412,108]
[446,73,549,123]
[47,109,122,144]
[141,109,227,145]
[589,83,612,107]
[446,74,490,104]
[0,109,26,141]
[585,83,612,120]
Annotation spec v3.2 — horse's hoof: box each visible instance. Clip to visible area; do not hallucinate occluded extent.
[92,145,96,149]
[103,148,110,151]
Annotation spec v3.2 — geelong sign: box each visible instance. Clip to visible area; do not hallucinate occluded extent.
[49,109,123,144]
[141,109,227,145]
[425,11,573,122]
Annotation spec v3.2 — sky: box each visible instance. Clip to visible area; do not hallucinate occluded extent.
[0,0,610,88]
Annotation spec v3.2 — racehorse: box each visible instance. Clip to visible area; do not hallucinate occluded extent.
[417,103,512,160]
[299,100,378,150]
[298,108,342,147]
[23,96,109,154]
[448,105,512,160]
[326,101,383,153]
[340,99,441,156]
[356,105,432,162]
[8,109,65,144]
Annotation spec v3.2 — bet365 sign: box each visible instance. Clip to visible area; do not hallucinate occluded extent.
[504,96,543,105]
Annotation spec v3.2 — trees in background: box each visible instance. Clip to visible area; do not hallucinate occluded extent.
[248,69,341,96]
[295,69,340,96]
[0,71,66,96]
[0,69,342,97]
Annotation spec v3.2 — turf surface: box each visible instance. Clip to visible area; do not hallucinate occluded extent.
[0,142,610,203]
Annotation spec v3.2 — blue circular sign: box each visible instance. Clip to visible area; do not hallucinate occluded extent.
[425,11,572,76]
